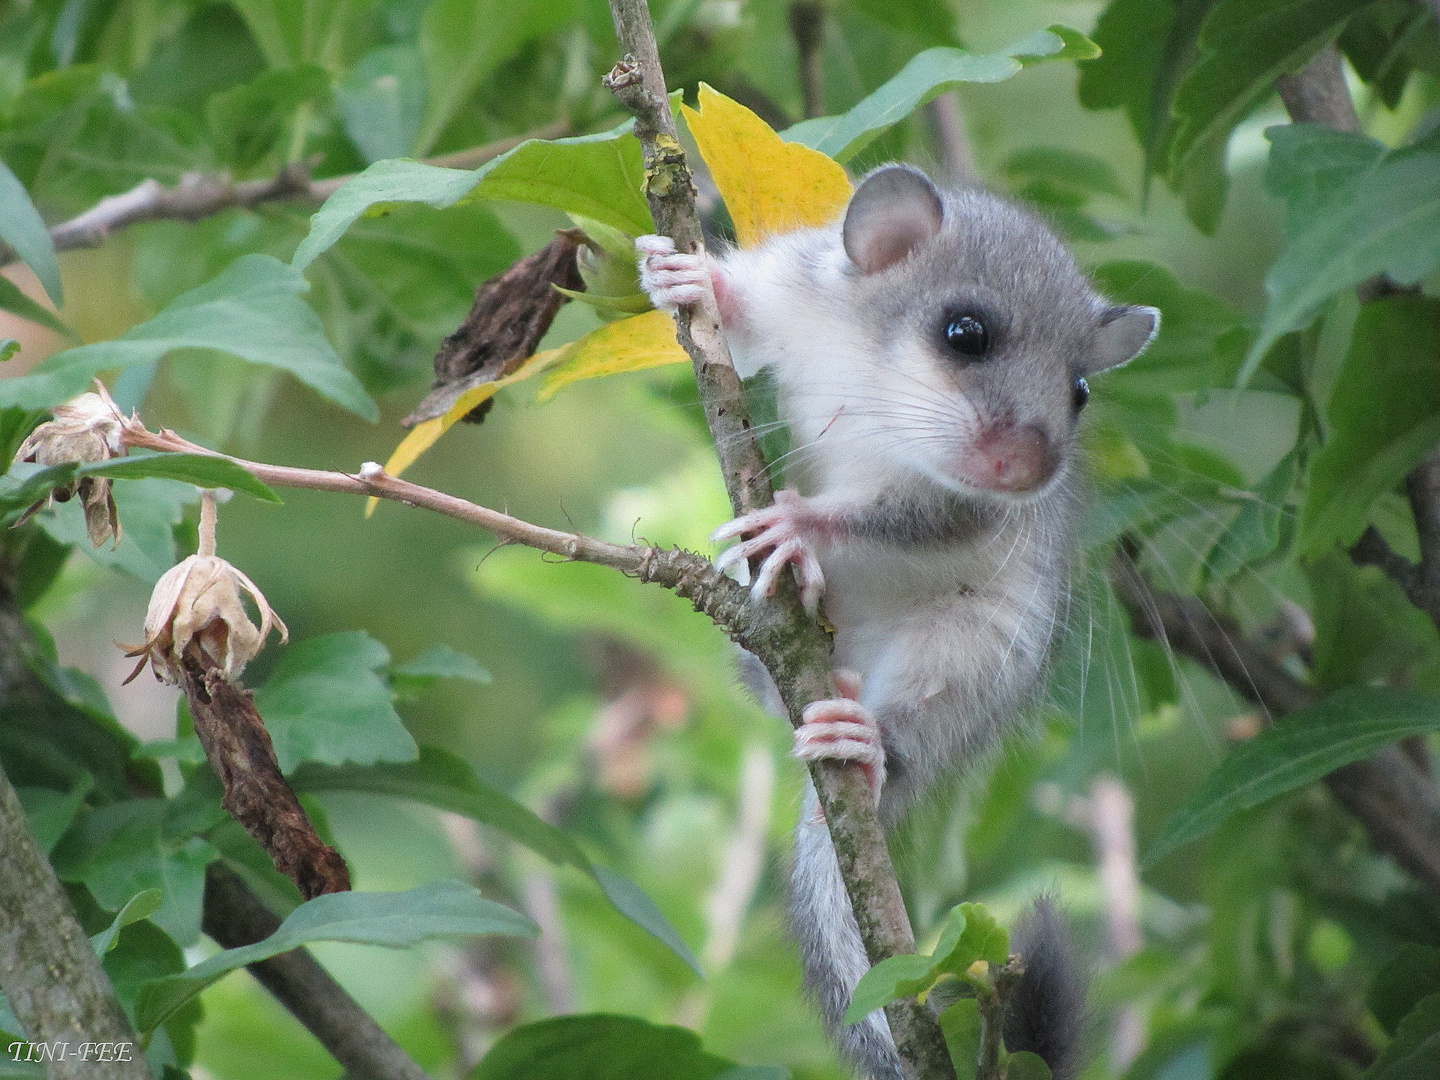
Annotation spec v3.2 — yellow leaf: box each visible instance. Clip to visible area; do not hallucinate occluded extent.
[365,345,569,515]
[680,83,852,248]
[536,310,688,401]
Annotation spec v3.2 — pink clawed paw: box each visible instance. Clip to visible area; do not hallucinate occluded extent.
[712,490,825,612]
[793,680,885,801]
[636,234,711,311]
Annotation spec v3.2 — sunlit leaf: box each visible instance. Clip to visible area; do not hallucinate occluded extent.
[134,880,538,1033]
[536,311,688,401]
[0,274,71,339]
[0,255,377,420]
[90,888,164,956]
[680,84,851,247]
[82,453,280,504]
[784,26,1098,162]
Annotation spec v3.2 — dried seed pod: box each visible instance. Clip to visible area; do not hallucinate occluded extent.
[13,391,126,546]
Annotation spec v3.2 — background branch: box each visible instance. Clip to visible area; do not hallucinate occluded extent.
[789,2,827,120]
[2,122,569,270]
[1111,553,1440,895]
[202,863,430,1080]
[603,1,954,1074]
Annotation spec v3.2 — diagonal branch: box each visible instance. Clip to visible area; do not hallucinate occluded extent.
[1111,553,1440,895]
[604,1,955,1075]
[2,122,570,270]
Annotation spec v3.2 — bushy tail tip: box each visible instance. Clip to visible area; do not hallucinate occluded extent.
[1003,895,1088,1080]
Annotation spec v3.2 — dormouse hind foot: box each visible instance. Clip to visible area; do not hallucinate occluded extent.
[712,490,826,612]
[794,670,885,805]
[636,234,712,312]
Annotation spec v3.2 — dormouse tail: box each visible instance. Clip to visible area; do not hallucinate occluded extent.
[1004,896,1088,1080]
[790,788,906,1080]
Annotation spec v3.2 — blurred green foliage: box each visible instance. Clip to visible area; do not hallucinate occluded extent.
[0,1,1438,1079]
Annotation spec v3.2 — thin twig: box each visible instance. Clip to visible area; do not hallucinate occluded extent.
[927,94,977,184]
[603,1,955,1074]
[4,122,570,269]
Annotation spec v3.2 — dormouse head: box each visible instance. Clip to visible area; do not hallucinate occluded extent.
[836,164,1158,500]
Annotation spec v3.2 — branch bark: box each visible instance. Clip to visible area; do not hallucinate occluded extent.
[201,863,430,1080]
[1111,553,1440,896]
[0,571,149,1079]
[2,123,569,270]
[789,2,827,120]
[603,2,953,1074]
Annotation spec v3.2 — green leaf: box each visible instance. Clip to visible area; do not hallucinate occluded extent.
[90,888,165,956]
[938,998,981,1079]
[1364,995,1439,1080]
[1299,297,1440,558]
[51,798,218,946]
[206,65,330,170]
[1339,1,1440,109]
[39,477,197,583]
[1243,137,1440,381]
[416,0,573,155]
[391,644,492,683]
[0,254,377,420]
[336,44,426,163]
[0,341,17,363]
[253,631,418,774]
[292,128,652,271]
[134,880,538,1033]
[782,26,1098,163]
[228,0,350,70]
[289,747,703,975]
[1168,0,1362,233]
[1265,124,1387,238]
[0,157,63,306]
[0,274,71,339]
[470,1014,749,1080]
[1369,945,1440,1035]
[1077,0,1194,158]
[16,775,93,851]
[846,952,949,1023]
[78,453,281,503]
[1005,1052,1053,1080]
[1147,686,1440,865]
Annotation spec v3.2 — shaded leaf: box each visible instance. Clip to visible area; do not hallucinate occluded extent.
[90,888,164,956]
[336,44,426,163]
[392,644,491,683]
[1147,687,1440,864]
[783,26,1098,162]
[1364,995,1439,1080]
[1299,297,1440,558]
[1006,1052,1054,1080]
[206,65,330,170]
[0,157,62,306]
[938,998,981,1079]
[0,274,71,338]
[1369,945,1440,1035]
[1243,136,1440,381]
[289,746,702,974]
[40,477,197,583]
[254,631,417,774]
[135,880,537,1032]
[0,255,377,420]
[680,83,851,247]
[470,1014,750,1080]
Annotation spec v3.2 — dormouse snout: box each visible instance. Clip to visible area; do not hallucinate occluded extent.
[961,422,1057,493]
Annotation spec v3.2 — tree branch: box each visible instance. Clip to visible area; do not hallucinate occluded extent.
[789,2,827,120]
[0,565,150,1079]
[2,123,570,270]
[603,1,954,1074]
[201,863,430,1080]
[1111,553,1440,896]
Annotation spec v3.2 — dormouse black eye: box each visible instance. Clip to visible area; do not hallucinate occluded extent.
[1072,376,1090,411]
[943,313,990,358]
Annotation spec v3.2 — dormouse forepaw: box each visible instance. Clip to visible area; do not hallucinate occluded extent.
[794,696,885,800]
[636,234,710,312]
[711,493,825,610]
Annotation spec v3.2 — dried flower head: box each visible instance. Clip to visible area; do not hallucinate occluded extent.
[14,391,126,547]
[123,554,288,685]
[122,491,286,685]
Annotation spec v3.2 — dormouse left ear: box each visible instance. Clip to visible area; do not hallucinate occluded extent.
[842,165,944,275]
[1092,305,1161,372]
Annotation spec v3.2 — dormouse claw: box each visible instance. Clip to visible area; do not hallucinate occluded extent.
[636,234,712,312]
[793,673,885,803]
[712,490,825,612]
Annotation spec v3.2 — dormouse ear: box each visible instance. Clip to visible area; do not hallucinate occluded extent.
[842,165,944,275]
[1092,305,1161,371]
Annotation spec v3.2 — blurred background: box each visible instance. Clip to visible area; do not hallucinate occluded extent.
[2,1,1435,1077]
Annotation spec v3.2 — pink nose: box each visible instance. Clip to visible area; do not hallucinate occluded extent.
[964,424,1056,492]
